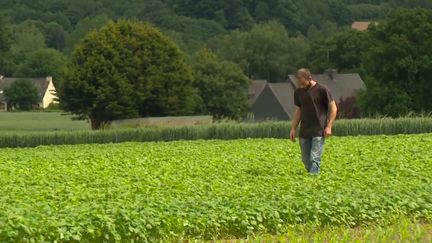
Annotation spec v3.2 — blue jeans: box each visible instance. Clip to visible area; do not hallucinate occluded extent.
[300,137,325,174]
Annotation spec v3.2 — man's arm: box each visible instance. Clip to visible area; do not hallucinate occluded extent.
[290,106,301,142]
[324,101,337,137]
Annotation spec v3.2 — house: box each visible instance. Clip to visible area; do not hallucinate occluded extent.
[287,69,365,105]
[0,76,58,111]
[250,82,296,121]
[249,70,365,121]
[351,21,378,31]
[248,80,268,104]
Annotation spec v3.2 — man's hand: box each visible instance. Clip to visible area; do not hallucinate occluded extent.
[290,129,296,142]
[324,126,332,138]
[324,101,337,138]
[290,107,301,143]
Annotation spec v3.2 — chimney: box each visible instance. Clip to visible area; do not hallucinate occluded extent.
[325,69,337,80]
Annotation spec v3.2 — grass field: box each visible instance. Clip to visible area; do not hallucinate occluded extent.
[0,112,89,131]
[0,134,430,242]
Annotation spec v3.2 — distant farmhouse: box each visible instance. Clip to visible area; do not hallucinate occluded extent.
[351,21,378,31]
[0,76,58,111]
[249,70,365,121]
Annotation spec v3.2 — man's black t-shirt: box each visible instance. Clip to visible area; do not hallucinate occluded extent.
[294,82,334,138]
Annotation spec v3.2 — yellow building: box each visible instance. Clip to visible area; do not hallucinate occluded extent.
[0,76,58,111]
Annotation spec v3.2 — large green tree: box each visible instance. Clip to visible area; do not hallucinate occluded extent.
[59,20,198,129]
[360,8,432,116]
[308,29,369,73]
[193,49,250,120]
[327,30,369,73]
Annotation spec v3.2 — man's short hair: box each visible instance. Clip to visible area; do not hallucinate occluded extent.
[296,68,312,80]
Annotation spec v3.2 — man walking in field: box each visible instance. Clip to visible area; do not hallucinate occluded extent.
[290,68,337,174]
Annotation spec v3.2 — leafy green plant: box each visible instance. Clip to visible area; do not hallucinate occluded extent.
[0,134,430,241]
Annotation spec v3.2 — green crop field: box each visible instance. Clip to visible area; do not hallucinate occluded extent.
[0,112,89,131]
[0,134,431,242]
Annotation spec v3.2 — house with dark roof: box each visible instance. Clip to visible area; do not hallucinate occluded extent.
[250,82,296,121]
[0,76,58,111]
[248,80,268,104]
[287,69,365,103]
[249,70,365,121]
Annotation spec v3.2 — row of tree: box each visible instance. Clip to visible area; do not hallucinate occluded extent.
[58,21,250,129]
[309,8,432,116]
[1,2,431,124]
[58,8,432,129]
[1,0,430,59]
[4,0,426,37]
[1,1,431,85]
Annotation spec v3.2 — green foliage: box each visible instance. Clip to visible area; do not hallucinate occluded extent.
[42,12,73,33]
[119,0,171,22]
[387,0,432,8]
[63,14,110,55]
[168,0,372,33]
[0,134,430,241]
[0,13,13,76]
[14,48,66,83]
[327,0,353,26]
[347,4,390,20]
[63,0,104,26]
[361,8,432,116]
[43,21,67,51]
[0,13,11,52]
[192,49,250,120]
[309,29,369,73]
[358,78,413,117]
[306,25,324,42]
[170,0,254,30]
[2,1,432,119]
[212,21,309,82]
[308,8,432,116]
[157,15,226,54]
[59,20,198,129]
[327,29,369,73]
[0,0,431,61]
[11,22,46,52]
[1,21,58,77]
[3,79,40,110]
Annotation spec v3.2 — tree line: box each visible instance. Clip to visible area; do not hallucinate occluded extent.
[0,2,431,126]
